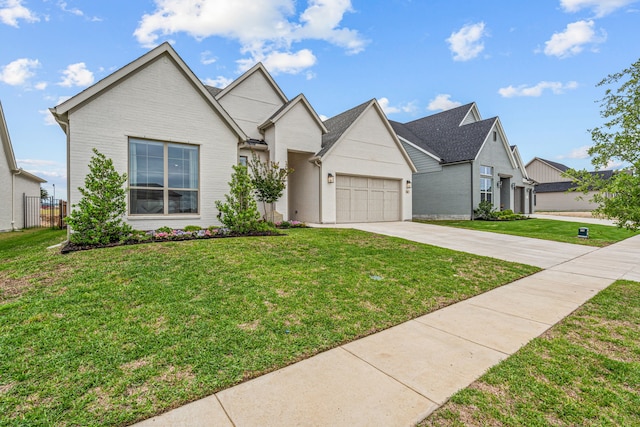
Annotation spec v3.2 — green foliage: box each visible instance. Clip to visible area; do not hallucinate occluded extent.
[65,148,132,245]
[40,187,49,199]
[248,151,293,221]
[215,164,265,234]
[565,58,640,230]
[156,226,172,233]
[183,225,202,232]
[474,200,498,220]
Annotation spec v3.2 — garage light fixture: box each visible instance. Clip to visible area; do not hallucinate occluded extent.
[327,173,334,183]
[511,183,516,189]
[406,180,412,189]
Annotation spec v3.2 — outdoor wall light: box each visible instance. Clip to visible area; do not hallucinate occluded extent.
[327,173,334,183]
[511,183,516,189]
[496,181,502,189]
[406,180,412,189]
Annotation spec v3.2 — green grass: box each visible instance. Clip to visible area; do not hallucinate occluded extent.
[0,228,538,426]
[415,218,637,247]
[421,280,640,427]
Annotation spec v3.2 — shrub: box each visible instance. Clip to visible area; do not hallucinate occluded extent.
[184,225,202,232]
[474,200,498,220]
[156,226,172,233]
[215,164,268,234]
[65,148,132,245]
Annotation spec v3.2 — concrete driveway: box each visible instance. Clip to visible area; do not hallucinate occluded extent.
[319,221,596,269]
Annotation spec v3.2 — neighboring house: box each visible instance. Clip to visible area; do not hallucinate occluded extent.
[525,157,612,211]
[50,43,415,230]
[391,103,534,220]
[0,101,47,231]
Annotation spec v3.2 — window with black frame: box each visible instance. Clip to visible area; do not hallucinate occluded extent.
[129,138,199,215]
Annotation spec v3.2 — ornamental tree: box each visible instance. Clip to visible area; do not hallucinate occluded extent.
[565,58,640,230]
[65,148,132,244]
[248,151,293,222]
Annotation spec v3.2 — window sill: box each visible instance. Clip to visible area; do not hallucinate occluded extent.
[127,214,201,221]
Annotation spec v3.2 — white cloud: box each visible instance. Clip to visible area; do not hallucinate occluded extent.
[0,0,39,27]
[133,0,367,75]
[446,22,487,61]
[557,145,591,159]
[58,62,94,87]
[203,75,233,88]
[498,81,579,97]
[58,1,101,21]
[0,58,40,85]
[251,49,317,75]
[560,0,638,17]
[34,81,47,90]
[543,20,606,58]
[427,94,462,111]
[200,50,217,65]
[378,97,418,115]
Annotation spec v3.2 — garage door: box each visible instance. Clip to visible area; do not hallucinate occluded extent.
[336,175,401,223]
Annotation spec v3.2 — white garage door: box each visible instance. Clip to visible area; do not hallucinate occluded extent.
[336,175,401,223]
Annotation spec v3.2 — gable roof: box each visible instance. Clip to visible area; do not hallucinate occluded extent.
[510,145,531,181]
[318,99,371,157]
[214,62,288,104]
[535,170,614,193]
[50,42,246,141]
[1,101,46,183]
[258,93,328,134]
[316,99,416,171]
[526,157,569,172]
[400,103,498,164]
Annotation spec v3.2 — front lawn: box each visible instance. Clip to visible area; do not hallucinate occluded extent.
[415,218,637,247]
[421,280,640,426]
[0,228,538,426]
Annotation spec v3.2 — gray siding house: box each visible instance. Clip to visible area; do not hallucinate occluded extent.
[391,103,534,220]
[525,157,613,211]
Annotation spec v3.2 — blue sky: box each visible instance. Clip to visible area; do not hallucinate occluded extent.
[1,0,639,200]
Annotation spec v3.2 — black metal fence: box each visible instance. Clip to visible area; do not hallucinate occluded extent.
[23,195,67,229]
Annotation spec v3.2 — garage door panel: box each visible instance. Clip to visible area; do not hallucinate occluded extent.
[336,175,401,223]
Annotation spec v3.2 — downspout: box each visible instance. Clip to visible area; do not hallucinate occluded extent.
[11,168,22,230]
[313,159,322,223]
[51,109,71,240]
[470,161,474,220]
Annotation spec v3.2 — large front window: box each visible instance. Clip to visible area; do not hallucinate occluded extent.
[129,138,199,215]
[480,165,493,203]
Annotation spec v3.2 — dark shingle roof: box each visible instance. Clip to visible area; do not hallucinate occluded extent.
[317,99,372,157]
[390,120,442,159]
[397,103,496,164]
[204,85,223,97]
[538,158,569,172]
[535,170,615,193]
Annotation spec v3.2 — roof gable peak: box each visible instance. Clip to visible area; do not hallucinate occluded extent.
[215,62,288,103]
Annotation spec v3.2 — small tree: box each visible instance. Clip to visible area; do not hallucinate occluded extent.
[248,151,293,222]
[65,148,131,244]
[215,164,263,234]
[565,58,640,230]
[40,187,49,199]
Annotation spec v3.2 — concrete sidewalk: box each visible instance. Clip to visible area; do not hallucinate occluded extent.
[133,223,640,427]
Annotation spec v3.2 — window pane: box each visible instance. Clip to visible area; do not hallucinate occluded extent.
[168,190,198,214]
[168,144,198,189]
[130,189,164,214]
[130,140,164,187]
